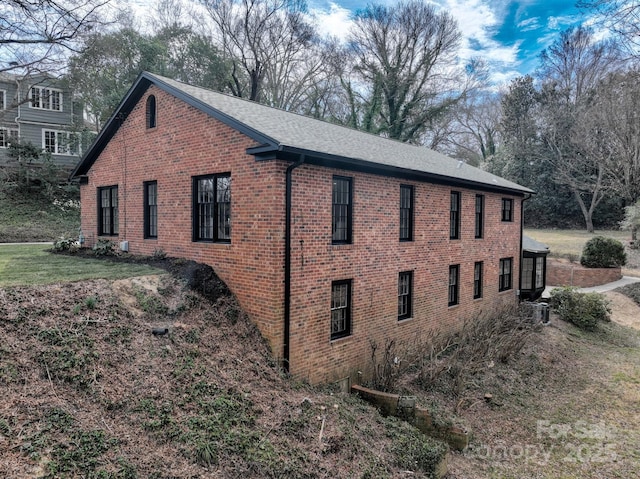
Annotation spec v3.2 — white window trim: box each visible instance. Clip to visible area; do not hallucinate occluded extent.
[0,127,18,148]
[30,85,63,112]
[42,129,78,156]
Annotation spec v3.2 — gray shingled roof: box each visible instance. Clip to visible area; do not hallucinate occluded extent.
[523,235,550,253]
[73,71,533,195]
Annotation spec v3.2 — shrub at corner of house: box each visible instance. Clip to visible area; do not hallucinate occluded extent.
[52,236,77,252]
[92,239,115,256]
[580,236,627,268]
[549,286,611,331]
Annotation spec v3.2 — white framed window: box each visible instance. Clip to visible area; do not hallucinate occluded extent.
[42,129,78,155]
[30,86,63,111]
[0,90,6,110]
[0,128,18,148]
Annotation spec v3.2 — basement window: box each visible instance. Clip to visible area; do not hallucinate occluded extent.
[448,264,459,306]
[499,257,513,292]
[331,280,352,340]
[398,271,413,320]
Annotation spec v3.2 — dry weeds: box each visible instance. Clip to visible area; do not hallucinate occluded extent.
[0,274,444,479]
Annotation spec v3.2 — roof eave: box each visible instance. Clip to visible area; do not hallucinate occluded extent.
[251,145,534,196]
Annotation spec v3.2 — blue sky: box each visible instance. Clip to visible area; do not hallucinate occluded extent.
[309,0,595,85]
[126,0,599,86]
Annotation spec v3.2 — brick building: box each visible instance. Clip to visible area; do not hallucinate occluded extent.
[72,72,533,385]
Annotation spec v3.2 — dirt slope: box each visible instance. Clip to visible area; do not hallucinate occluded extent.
[0,271,445,479]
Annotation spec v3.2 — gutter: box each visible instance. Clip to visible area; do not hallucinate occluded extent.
[518,193,532,299]
[283,155,305,373]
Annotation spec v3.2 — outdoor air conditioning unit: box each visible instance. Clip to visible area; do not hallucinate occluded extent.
[531,302,550,324]
[119,240,129,252]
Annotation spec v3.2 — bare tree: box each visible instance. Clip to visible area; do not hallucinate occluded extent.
[198,0,314,104]
[578,0,640,58]
[538,25,622,103]
[447,91,502,165]
[0,0,112,75]
[348,0,463,144]
[537,26,622,231]
[592,70,640,238]
[539,85,607,233]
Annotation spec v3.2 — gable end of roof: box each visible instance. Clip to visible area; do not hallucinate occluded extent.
[70,72,278,178]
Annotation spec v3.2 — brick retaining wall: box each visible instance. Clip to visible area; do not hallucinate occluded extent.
[547,259,621,288]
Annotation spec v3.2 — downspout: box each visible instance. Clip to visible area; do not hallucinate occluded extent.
[283,155,305,373]
[518,193,532,300]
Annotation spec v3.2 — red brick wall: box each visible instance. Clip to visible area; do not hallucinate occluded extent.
[80,85,523,385]
[287,164,522,383]
[547,259,621,287]
[80,86,287,351]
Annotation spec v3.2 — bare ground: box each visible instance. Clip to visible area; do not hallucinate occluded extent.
[0,272,446,479]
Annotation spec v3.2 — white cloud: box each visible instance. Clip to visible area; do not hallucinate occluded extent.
[517,17,541,32]
[309,2,354,40]
[439,0,522,83]
[547,14,579,31]
[310,0,528,85]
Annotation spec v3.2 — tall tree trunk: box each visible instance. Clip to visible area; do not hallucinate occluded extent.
[573,190,595,233]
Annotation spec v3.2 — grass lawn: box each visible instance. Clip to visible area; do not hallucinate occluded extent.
[0,244,164,287]
[525,228,631,258]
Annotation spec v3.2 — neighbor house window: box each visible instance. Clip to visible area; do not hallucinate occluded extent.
[448,265,459,306]
[450,191,460,239]
[502,198,513,222]
[30,86,62,111]
[0,128,18,148]
[475,194,484,238]
[474,261,483,299]
[43,130,78,155]
[146,95,157,128]
[499,257,513,291]
[98,186,118,236]
[331,280,351,340]
[0,90,6,110]
[398,271,413,320]
[193,174,231,242]
[332,176,352,244]
[144,181,158,239]
[400,185,413,241]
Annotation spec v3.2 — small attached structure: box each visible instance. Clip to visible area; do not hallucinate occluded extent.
[520,235,549,301]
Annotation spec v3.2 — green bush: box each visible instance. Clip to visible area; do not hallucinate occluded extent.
[616,282,640,307]
[580,236,627,268]
[52,236,76,252]
[92,239,115,256]
[549,287,611,331]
